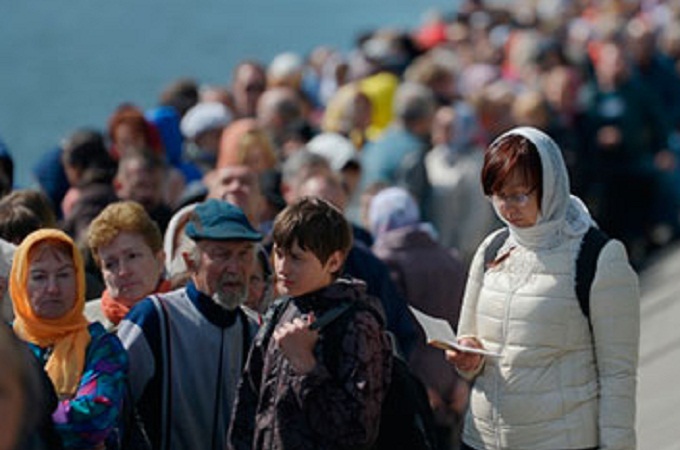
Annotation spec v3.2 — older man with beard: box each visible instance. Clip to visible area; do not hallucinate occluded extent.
[117,198,261,450]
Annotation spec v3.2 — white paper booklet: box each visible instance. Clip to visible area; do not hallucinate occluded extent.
[408,306,501,358]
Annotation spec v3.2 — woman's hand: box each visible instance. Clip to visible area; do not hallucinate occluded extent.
[273,314,319,374]
[444,337,484,373]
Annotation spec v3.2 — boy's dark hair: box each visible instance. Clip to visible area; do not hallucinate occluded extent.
[272,197,353,273]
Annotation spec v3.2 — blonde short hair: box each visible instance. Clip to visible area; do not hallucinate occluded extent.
[87,201,162,267]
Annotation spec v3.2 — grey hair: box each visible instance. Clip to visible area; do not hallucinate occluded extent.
[393,82,436,126]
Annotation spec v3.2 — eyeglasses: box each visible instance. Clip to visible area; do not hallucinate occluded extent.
[489,187,536,207]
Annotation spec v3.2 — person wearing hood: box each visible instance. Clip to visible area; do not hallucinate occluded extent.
[444,127,639,450]
[368,186,468,450]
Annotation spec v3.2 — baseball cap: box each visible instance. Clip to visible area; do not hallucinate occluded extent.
[180,102,232,140]
[306,132,360,172]
[185,199,262,242]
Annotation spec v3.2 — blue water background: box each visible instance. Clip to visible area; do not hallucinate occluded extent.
[0,0,458,188]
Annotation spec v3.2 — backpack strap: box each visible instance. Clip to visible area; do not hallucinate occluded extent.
[238,309,252,370]
[150,295,173,450]
[575,226,610,321]
[483,228,510,270]
[259,295,293,348]
[482,226,609,323]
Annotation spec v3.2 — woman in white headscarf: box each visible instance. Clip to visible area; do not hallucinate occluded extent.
[445,127,639,450]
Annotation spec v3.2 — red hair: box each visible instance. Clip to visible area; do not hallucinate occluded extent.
[481,134,543,203]
[107,103,164,160]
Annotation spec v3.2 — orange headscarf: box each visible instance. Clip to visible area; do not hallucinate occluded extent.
[10,229,90,397]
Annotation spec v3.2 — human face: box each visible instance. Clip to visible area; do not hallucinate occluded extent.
[490,170,540,228]
[27,247,77,319]
[273,242,343,297]
[117,163,163,210]
[208,166,262,224]
[233,64,266,118]
[188,240,255,310]
[97,232,164,303]
[246,255,269,311]
[113,123,146,157]
[0,366,23,450]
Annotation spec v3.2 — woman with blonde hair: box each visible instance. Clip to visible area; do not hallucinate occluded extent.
[216,118,277,172]
[10,229,127,449]
[86,201,170,331]
[322,82,372,150]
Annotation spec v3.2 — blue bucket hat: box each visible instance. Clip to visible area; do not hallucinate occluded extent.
[185,199,262,242]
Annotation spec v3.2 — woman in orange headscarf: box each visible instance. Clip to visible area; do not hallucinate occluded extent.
[10,229,128,449]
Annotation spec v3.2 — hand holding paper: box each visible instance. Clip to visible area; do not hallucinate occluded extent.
[408,306,500,358]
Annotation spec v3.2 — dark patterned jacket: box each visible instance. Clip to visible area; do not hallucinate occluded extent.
[228,278,393,450]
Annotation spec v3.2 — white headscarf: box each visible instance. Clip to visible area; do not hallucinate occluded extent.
[490,126,595,250]
[163,202,199,276]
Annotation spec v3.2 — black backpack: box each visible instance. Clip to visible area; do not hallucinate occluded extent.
[262,297,439,450]
[483,226,610,324]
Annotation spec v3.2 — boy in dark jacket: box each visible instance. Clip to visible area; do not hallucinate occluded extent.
[228,196,392,450]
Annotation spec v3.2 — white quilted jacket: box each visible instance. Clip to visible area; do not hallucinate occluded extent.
[457,230,639,450]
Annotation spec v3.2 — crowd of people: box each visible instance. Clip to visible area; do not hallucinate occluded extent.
[0,0,665,448]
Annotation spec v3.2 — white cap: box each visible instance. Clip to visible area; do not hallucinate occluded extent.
[268,52,304,80]
[180,102,232,140]
[306,132,360,172]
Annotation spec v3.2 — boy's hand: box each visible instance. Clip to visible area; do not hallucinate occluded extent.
[444,337,484,372]
[274,314,319,374]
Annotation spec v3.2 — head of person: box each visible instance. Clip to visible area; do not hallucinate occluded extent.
[60,128,115,188]
[322,83,373,139]
[231,60,267,118]
[256,87,304,150]
[245,245,273,314]
[9,229,89,397]
[403,54,456,107]
[0,206,40,248]
[180,102,233,156]
[216,118,277,173]
[205,164,264,228]
[367,186,421,239]
[306,132,362,200]
[594,39,630,88]
[11,230,84,321]
[114,150,167,211]
[280,149,333,204]
[267,52,304,91]
[482,131,543,229]
[183,199,262,310]
[88,201,165,305]
[1,189,57,229]
[271,197,352,297]
[158,77,199,117]
[296,171,348,212]
[393,81,436,138]
[510,90,551,130]
[108,103,162,160]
